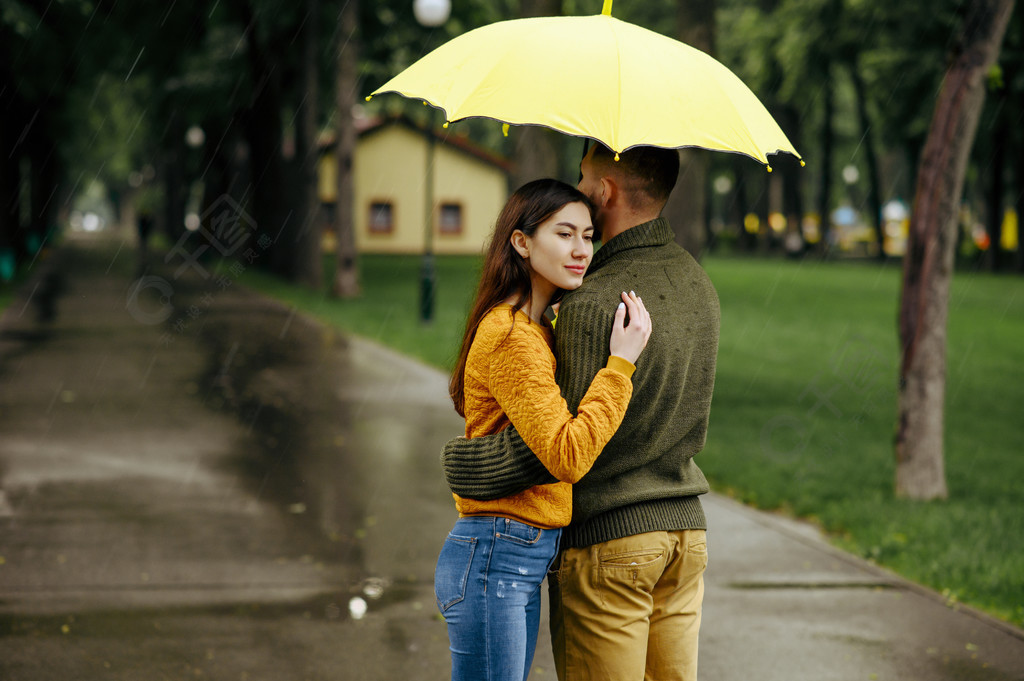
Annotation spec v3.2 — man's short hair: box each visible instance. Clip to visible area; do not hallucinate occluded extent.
[590,142,680,211]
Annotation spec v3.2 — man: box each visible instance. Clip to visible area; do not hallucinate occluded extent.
[442,142,720,681]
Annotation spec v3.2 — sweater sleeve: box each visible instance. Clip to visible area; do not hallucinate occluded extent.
[552,297,618,414]
[441,314,634,500]
[441,426,557,500]
[487,323,634,483]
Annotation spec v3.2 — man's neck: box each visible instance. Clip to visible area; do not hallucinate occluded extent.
[601,211,661,243]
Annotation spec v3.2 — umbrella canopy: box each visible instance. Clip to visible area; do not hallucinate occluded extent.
[369,5,801,170]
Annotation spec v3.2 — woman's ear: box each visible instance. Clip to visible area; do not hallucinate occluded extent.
[510,230,530,259]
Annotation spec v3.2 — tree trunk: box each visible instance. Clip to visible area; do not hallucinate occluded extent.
[1,102,31,264]
[242,0,291,278]
[22,112,59,254]
[1016,91,1024,273]
[817,63,834,255]
[983,126,1005,272]
[982,83,1007,272]
[1016,149,1024,273]
[775,106,805,255]
[0,117,19,268]
[0,70,11,265]
[119,187,139,236]
[664,0,715,257]
[510,128,563,190]
[752,171,770,253]
[294,0,324,290]
[896,0,1015,500]
[332,0,361,298]
[0,163,18,275]
[850,60,885,260]
[162,144,186,243]
[733,158,756,252]
[1008,14,1024,274]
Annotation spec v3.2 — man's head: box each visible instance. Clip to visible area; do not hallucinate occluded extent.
[577,143,679,239]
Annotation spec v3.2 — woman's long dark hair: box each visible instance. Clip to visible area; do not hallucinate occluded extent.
[449,179,592,417]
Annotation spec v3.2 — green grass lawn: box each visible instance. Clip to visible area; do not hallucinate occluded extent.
[699,256,1024,626]
[239,252,1024,627]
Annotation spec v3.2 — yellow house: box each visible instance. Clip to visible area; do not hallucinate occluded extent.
[319,115,510,255]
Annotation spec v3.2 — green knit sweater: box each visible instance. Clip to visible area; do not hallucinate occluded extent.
[441,217,720,548]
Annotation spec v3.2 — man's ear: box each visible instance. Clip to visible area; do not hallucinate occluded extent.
[510,229,530,259]
[598,176,617,208]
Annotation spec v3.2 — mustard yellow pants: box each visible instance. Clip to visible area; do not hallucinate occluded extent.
[548,529,707,681]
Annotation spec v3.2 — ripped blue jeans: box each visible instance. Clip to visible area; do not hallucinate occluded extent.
[435,517,562,681]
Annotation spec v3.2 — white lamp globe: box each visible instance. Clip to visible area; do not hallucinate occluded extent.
[413,0,450,27]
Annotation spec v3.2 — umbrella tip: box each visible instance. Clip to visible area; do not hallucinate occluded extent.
[766,165,773,173]
[800,160,806,167]
[365,95,372,102]
[443,121,450,129]
[614,152,620,161]
[502,124,510,137]
[602,0,613,16]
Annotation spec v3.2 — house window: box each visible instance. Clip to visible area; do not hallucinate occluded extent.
[368,201,393,234]
[439,203,463,235]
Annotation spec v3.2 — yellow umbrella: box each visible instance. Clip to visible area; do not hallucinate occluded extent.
[369,1,801,170]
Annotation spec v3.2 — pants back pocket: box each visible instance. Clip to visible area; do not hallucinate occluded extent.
[435,535,477,612]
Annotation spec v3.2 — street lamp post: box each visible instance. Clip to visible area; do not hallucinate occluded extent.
[414,0,450,324]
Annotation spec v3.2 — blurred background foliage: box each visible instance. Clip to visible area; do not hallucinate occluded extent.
[1,0,1021,283]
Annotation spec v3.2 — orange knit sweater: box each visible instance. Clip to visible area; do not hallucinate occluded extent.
[455,304,635,529]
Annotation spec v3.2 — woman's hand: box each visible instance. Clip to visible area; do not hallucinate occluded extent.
[609,291,652,365]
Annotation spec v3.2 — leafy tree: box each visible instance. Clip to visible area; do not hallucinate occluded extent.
[1,0,78,269]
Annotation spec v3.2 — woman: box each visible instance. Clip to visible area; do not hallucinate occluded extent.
[436,179,652,681]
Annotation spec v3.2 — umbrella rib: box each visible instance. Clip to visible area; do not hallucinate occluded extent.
[610,18,624,154]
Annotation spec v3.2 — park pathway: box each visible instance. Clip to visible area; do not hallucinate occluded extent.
[0,231,1021,680]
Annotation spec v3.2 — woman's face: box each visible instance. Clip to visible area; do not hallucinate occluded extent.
[515,202,594,294]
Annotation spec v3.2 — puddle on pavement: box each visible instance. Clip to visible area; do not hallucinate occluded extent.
[155,263,380,579]
[0,579,426,639]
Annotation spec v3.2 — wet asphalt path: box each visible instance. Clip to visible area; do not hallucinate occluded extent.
[0,234,471,680]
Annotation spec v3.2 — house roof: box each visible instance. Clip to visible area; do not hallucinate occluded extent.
[319,114,512,173]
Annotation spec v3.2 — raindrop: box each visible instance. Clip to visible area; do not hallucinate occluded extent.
[362,577,387,599]
[348,597,367,620]
[185,125,206,148]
